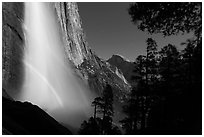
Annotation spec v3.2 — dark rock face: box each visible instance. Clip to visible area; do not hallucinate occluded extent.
[2,88,13,101]
[2,2,25,93]
[107,54,137,84]
[2,97,72,135]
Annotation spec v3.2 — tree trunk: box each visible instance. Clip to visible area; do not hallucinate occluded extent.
[94,104,96,119]
[141,97,146,131]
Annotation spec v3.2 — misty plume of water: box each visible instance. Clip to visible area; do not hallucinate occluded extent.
[19,2,94,128]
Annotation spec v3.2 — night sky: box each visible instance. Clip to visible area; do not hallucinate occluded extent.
[78,2,194,62]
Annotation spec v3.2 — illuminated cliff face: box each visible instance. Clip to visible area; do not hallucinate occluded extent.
[54,2,130,98]
[55,2,94,66]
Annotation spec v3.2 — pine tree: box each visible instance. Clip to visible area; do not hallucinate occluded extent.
[120,87,141,134]
[79,83,121,135]
[120,38,158,134]
[91,97,103,119]
[128,3,201,37]
[159,44,180,87]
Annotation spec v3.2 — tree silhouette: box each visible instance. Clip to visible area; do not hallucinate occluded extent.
[120,87,141,134]
[128,2,201,37]
[91,84,114,124]
[146,38,159,85]
[78,117,101,135]
[100,84,114,134]
[181,39,197,85]
[91,97,103,119]
[179,39,202,133]
[159,44,180,87]
[102,84,114,118]
[120,38,159,134]
[125,2,201,134]
[78,83,121,135]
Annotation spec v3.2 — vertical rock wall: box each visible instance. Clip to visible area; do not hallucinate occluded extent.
[2,2,25,92]
[54,2,95,66]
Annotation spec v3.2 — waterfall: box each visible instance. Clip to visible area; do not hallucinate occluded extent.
[20,2,93,128]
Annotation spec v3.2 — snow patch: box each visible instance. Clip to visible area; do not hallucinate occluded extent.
[115,67,129,85]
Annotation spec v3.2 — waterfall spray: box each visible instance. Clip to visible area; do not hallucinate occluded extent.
[20,2,94,128]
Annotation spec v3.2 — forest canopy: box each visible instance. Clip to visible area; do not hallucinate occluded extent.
[128,2,202,37]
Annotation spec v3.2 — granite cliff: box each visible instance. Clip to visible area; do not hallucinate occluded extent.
[2,2,25,93]
[2,2,130,101]
[54,3,131,100]
[2,2,131,134]
[107,54,138,85]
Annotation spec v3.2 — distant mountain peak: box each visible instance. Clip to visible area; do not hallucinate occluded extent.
[111,54,131,63]
[107,54,136,84]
